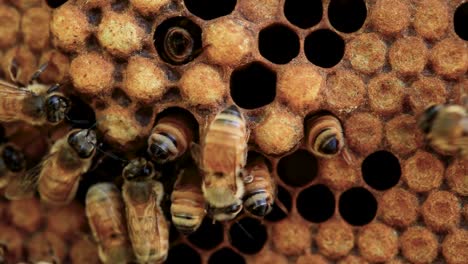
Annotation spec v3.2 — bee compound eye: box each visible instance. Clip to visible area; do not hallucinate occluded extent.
[248,202,270,217]
[319,136,339,155]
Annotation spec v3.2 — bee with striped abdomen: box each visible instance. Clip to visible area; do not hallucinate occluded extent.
[243,157,276,217]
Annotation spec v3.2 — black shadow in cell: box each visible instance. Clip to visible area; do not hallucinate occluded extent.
[188,217,224,250]
[328,0,367,33]
[166,244,201,264]
[87,8,103,26]
[184,0,237,20]
[297,184,335,223]
[111,88,132,107]
[229,217,267,254]
[284,0,323,29]
[258,24,300,64]
[46,0,68,8]
[304,29,345,68]
[454,2,468,41]
[230,62,276,110]
[208,247,245,264]
[135,106,154,127]
[277,149,318,187]
[265,185,292,222]
[66,95,96,129]
[362,150,401,191]
[339,187,377,226]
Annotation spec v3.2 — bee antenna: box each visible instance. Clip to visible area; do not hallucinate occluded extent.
[235,221,255,241]
[47,83,60,94]
[95,144,129,163]
[30,62,49,84]
[65,114,92,126]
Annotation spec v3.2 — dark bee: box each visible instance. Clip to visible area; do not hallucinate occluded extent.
[0,144,26,190]
[243,157,275,217]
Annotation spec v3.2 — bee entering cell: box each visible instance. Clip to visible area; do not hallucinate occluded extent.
[154,17,202,65]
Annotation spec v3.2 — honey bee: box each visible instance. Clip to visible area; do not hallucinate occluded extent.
[170,164,206,234]
[122,158,169,263]
[4,129,97,205]
[192,105,249,222]
[147,111,194,164]
[86,183,134,264]
[305,112,354,165]
[0,144,26,190]
[243,157,276,217]
[0,61,70,126]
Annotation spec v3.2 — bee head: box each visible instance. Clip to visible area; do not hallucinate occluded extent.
[68,129,97,159]
[418,105,442,134]
[2,145,25,172]
[123,158,155,181]
[164,27,194,64]
[45,94,70,124]
[207,201,243,222]
[244,190,272,217]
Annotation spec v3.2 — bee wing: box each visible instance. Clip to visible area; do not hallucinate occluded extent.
[0,80,34,95]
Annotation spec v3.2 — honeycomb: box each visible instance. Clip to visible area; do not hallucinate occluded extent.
[0,0,467,263]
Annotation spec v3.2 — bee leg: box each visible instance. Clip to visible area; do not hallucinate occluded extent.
[274,197,289,215]
[8,58,21,85]
[29,62,49,84]
[341,147,356,166]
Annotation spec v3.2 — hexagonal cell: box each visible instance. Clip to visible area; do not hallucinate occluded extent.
[284,0,322,29]
[264,184,292,222]
[339,187,377,226]
[165,244,201,264]
[277,149,318,187]
[328,0,366,33]
[297,184,335,223]
[455,2,468,41]
[304,29,345,68]
[258,24,300,64]
[362,151,401,191]
[154,17,202,65]
[230,62,276,110]
[187,217,224,250]
[209,247,245,264]
[184,0,237,20]
[65,95,97,129]
[46,0,68,8]
[229,217,268,254]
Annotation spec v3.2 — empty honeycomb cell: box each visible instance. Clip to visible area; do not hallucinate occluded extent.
[400,226,438,264]
[46,202,87,241]
[304,29,345,68]
[442,229,468,264]
[385,115,424,156]
[258,24,300,65]
[38,50,70,84]
[323,70,366,111]
[248,248,289,264]
[297,184,335,223]
[328,0,367,33]
[264,185,292,222]
[413,0,449,40]
[184,0,236,20]
[316,219,354,259]
[0,224,23,263]
[389,37,428,76]
[69,236,100,264]
[209,247,245,264]
[21,7,50,52]
[204,18,254,66]
[97,11,144,58]
[46,0,68,8]
[123,56,168,103]
[238,0,280,23]
[180,63,226,107]
[370,0,410,35]
[454,2,468,41]
[7,198,41,233]
[50,4,90,52]
[277,149,317,187]
[271,216,311,256]
[0,5,20,49]
[27,231,67,263]
[357,222,398,262]
[276,64,323,114]
[368,73,405,117]
[165,243,201,264]
[296,254,329,264]
[446,159,468,196]
[339,187,377,226]
[422,190,460,232]
[230,62,276,110]
[130,0,170,16]
[403,151,444,192]
[229,217,268,254]
[86,7,102,25]
[2,45,37,85]
[319,158,358,191]
[379,187,418,228]
[346,33,386,74]
[345,112,383,155]
[431,38,468,79]
[409,76,447,114]
[362,151,401,191]
[187,218,224,250]
[283,0,322,29]
[70,52,114,95]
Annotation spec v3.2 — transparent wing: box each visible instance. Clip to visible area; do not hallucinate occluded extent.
[0,80,34,95]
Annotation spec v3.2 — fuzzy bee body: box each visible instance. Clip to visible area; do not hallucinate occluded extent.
[0,144,25,190]
[86,183,134,264]
[243,157,275,217]
[122,158,168,264]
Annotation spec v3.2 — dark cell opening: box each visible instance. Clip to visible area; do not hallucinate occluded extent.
[169,222,180,244]
[258,24,300,64]
[297,184,335,223]
[0,124,5,143]
[166,244,201,264]
[111,88,131,107]
[284,0,323,29]
[46,0,68,8]
[229,217,267,254]
[87,8,102,26]
[265,185,293,222]
[277,149,318,187]
[454,3,468,41]
[328,0,367,33]
[111,0,129,12]
[154,107,200,143]
[66,95,96,129]
[362,151,401,191]
[188,217,224,250]
[230,62,276,110]
[339,187,377,226]
[208,247,245,264]
[135,106,153,127]
[184,0,237,20]
[154,17,202,65]
[304,29,345,68]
